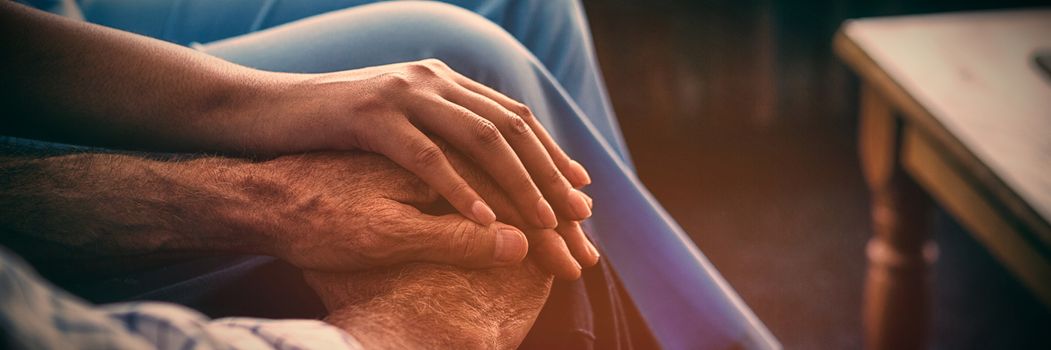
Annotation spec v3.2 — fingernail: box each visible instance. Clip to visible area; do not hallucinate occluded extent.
[494,228,526,263]
[588,241,600,260]
[568,189,592,219]
[472,200,496,225]
[569,160,591,186]
[537,198,558,228]
[582,192,593,210]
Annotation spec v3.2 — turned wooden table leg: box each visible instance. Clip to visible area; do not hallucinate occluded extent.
[858,86,937,350]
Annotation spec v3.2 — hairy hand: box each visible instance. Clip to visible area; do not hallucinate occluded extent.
[255,152,530,271]
[305,259,553,350]
[294,149,568,347]
[246,59,593,230]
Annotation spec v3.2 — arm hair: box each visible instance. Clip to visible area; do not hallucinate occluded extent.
[0,153,285,272]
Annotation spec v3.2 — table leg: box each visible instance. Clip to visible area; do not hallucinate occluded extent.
[858,86,937,350]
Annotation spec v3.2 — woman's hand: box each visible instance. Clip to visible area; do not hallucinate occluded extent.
[0,5,589,232]
[440,144,599,279]
[243,59,592,229]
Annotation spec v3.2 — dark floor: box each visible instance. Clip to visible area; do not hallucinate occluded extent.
[582,0,1051,348]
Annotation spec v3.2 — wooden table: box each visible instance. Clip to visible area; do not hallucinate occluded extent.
[834,9,1051,350]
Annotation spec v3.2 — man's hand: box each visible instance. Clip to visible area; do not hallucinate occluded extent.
[254,152,533,271]
[0,148,596,277]
[304,259,553,350]
[0,152,530,273]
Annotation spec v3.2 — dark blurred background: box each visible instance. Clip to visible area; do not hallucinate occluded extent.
[580,0,1051,348]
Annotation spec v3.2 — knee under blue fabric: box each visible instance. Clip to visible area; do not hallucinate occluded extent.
[15,1,779,348]
[70,0,631,166]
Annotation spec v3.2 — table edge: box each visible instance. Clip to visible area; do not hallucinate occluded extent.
[832,21,1051,247]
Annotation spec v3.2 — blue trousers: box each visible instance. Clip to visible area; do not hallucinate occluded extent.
[13,1,778,348]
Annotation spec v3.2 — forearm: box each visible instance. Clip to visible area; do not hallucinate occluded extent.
[0,153,282,263]
[0,2,281,152]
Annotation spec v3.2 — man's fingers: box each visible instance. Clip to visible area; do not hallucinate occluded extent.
[410,97,556,229]
[372,120,495,226]
[403,212,529,268]
[450,72,591,188]
[444,87,591,222]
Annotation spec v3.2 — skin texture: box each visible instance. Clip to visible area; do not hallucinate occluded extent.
[306,260,553,350]
[0,154,277,271]
[0,149,597,279]
[0,150,563,347]
[0,1,593,232]
[299,150,561,348]
[0,2,600,345]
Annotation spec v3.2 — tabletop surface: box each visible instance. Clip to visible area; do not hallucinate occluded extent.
[842,9,1051,227]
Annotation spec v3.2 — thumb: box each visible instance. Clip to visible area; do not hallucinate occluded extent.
[407,213,529,268]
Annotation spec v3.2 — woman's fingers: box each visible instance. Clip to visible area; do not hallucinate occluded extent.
[444,87,592,221]
[449,71,592,188]
[410,97,558,229]
[529,229,581,280]
[371,119,496,226]
[557,220,600,268]
[567,160,591,189]
[442,145,597,275]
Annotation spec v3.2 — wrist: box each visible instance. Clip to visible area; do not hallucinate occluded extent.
[198,69,294,155]
[180,157,289,257]
[211,71,326,156]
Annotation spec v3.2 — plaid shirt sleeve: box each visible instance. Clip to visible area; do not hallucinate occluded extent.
[0,248,364,350]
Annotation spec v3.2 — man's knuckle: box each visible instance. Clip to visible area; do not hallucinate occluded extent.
[354,228,393,264]
[451,222,481,262]
[372,205,409,222]
[360,207,411,264]
[359,238,391,263]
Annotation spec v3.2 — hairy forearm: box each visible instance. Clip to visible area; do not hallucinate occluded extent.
[0,153,284,263]
[307,261,552,350]
[0,2,279,152]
